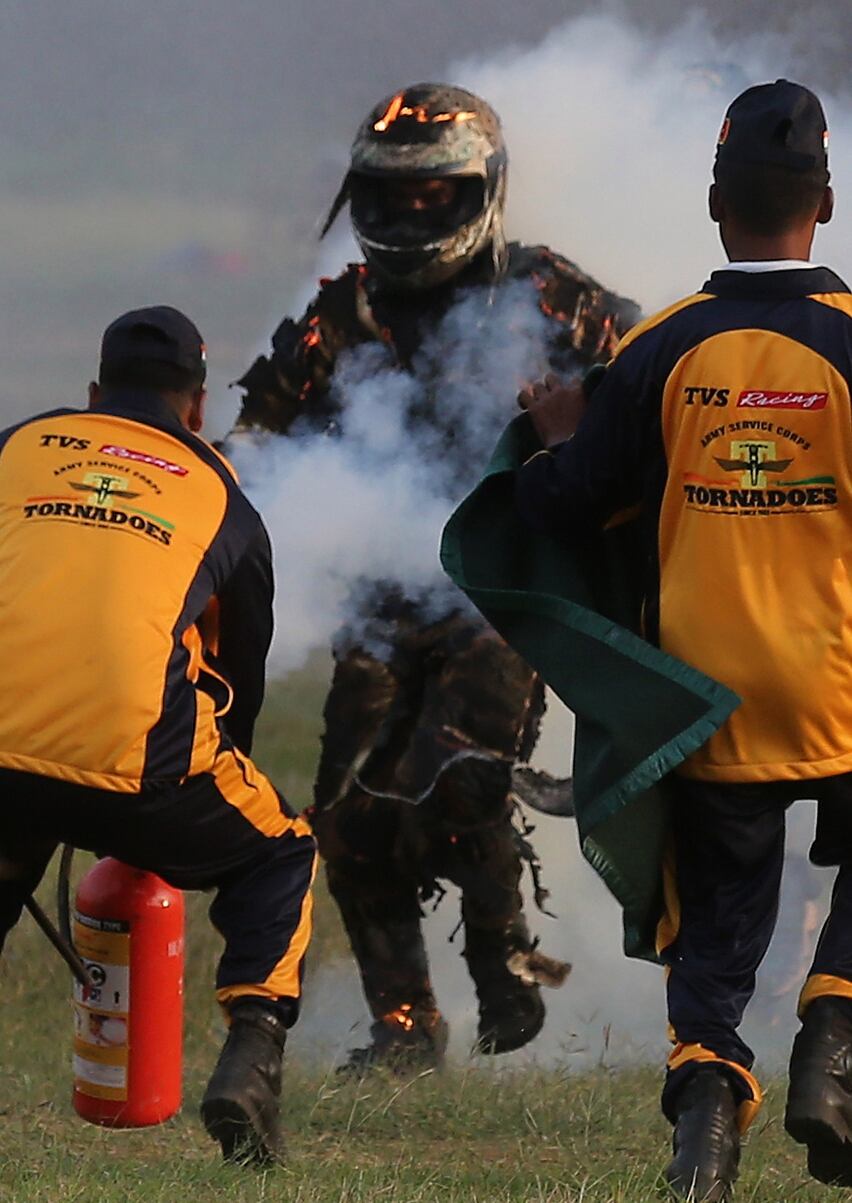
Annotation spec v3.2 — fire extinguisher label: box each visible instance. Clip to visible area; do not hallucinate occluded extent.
[72,915,130,1101]
[72,1055,127,1092]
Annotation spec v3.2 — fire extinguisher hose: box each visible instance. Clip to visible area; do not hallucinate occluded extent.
[24,844,91,987]
[57,843,74,947]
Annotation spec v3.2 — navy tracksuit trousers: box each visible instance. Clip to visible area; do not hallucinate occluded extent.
[660,773,852,1119]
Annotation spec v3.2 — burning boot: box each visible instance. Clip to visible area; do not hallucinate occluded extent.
[200,1000,287,1165]
[450,809,568,1055]
[785,995,852,1186]
[327,866,448,1076]
[340,1001,449,1077]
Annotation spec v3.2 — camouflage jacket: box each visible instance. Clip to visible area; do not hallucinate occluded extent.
[235,243,640,435]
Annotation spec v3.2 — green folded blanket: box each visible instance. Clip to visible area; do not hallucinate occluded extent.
[439,414,740,961]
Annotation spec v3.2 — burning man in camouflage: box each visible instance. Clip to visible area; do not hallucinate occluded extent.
[235,83,638,1071]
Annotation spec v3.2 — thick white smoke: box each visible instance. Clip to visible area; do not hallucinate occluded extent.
[455,11,852,309]
[241,10,848,1071]
[231,279,554,672]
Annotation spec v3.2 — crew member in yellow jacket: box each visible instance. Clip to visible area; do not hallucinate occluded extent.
[515,81,852,1198]
[0,306,316,1166]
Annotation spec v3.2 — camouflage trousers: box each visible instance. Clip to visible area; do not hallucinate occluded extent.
[310,611,545,1023]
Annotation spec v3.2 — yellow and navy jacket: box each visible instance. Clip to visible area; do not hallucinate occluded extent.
[517,266,852,783]
[0,389,273,792]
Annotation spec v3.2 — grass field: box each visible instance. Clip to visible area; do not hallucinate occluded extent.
[0,671,848,1201]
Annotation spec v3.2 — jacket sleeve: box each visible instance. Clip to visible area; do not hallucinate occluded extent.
[215,519,275,755]
[233,266,364,436]
[515,348,656,540]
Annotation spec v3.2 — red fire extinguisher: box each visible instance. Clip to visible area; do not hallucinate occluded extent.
[72,858,185,1127]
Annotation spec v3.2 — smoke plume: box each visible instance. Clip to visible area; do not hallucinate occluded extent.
[231,278,554,671]
[455,11,852,310]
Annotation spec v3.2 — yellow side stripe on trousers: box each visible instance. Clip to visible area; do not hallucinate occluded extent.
[668,1042,763,1133]
[217,849,318,1010]
[798,973,852,1018]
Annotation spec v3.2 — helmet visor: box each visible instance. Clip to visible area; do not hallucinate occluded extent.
[350,173,485,250]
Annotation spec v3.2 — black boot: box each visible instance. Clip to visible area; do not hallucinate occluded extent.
[201,1001,287,1165]
[465,921,547,1055]
[785,995,852,1186]
[324,867,448,1076]
[664,1066,740,1202]
[338,1003,449,1077]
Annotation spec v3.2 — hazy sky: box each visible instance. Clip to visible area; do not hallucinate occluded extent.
[0,0,849,425]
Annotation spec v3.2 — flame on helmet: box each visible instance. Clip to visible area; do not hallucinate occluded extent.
[374,92,477,133]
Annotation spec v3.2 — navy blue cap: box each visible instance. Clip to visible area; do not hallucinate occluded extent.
[715,79,829,179]
[100,305,207,381]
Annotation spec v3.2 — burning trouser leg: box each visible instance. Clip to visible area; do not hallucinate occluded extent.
[425,760,546,1054]
[313,796,448,1073]
[395,629,565,1054]
[312,645,447,1070]
[313,647,402,812]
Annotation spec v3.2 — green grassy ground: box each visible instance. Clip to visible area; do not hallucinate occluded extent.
[0,671,848,1201]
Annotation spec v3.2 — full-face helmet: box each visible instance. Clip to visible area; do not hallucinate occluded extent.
[321,83,508,290]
